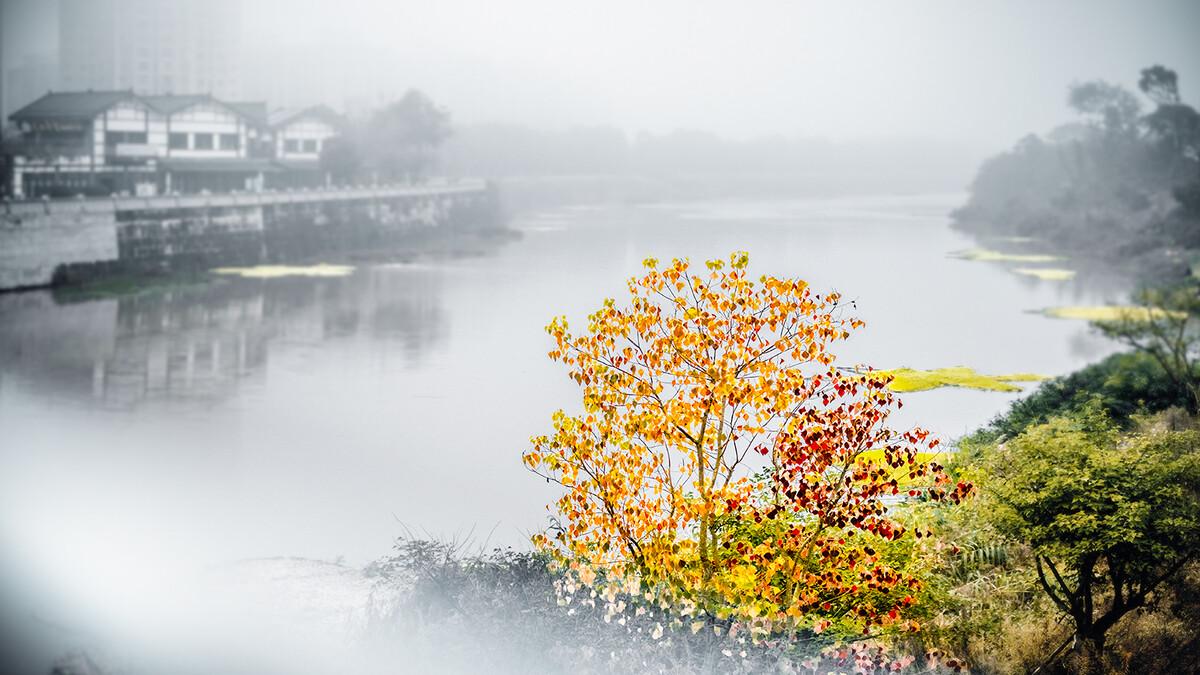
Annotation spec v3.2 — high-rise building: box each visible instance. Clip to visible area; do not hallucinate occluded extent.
[2,0,60,123]
[1,18,5,129]
[1,10,6,128]
[58,0,241,99]
[6,54,60,122]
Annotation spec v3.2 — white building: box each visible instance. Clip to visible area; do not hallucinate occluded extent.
[267,105,342,187]
[270,106,341,162]
[7,90,274,198]
[8,90,158,198]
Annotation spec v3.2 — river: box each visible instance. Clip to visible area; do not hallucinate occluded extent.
[0,193,1129,659]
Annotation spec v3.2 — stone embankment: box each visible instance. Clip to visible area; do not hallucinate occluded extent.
[0,180,496,291]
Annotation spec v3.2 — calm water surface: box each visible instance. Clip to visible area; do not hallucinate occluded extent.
[0,194,1128,604]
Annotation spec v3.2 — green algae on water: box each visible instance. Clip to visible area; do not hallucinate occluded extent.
[873,366,1049,393]
[52,273,215,303]
[1013,267,1076,281]
[1040,306,1186,322]
[949,247,1065,264]
[210,264,355,279]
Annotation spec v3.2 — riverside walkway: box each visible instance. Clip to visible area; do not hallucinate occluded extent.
[1,179,488,218]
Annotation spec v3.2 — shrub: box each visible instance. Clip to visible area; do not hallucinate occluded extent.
[979,351,1190,440]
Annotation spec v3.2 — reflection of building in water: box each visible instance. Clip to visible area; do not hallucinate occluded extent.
[0,291,118,399]
[0,285,272,410]
[0,267,450,411]
[96,287,271,409]
[252,267,449,363]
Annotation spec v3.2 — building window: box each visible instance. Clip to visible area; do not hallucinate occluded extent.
[169,133,189,150]
[284,139,300,153]
[194,133,214,150]
[219,133,239,150]
[106,131,147,145]
[302,139,318,153]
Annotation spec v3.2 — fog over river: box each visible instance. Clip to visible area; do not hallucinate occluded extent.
[0,194,1129,661]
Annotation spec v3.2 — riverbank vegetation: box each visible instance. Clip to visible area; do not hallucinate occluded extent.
[951,65,1200,280]
[350,257,1200,673]
[319,89,453,184]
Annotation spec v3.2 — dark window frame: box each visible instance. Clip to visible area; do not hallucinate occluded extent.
[106,131,148,145]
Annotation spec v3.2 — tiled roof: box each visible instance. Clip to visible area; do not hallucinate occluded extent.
[228,101,269,126]
[9,90,136,120]
[141,94,217,115]
[10,91,335,128]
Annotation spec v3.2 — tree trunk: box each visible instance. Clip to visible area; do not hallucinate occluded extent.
[1072,627,1108,675]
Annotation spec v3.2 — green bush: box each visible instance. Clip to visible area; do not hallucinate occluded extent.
[978,351,1190,440]
[949,407,1200,673]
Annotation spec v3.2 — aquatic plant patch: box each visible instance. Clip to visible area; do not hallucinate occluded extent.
[949,247,1064,263]
[1040,306,1186,321]
[874,367,1049,393]
[52,273,215,302]
[210,264,356,279]
[1012,267,1076,281]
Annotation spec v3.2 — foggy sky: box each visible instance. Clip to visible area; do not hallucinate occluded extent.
[242,0,1200,150]
[4,0,1200,152]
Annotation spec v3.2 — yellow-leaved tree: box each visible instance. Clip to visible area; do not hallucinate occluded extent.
[524,252,969,634]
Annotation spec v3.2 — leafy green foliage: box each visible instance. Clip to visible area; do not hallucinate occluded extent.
[1093,282,1200,411]
[888,497,1053,674]
[964,406,1200,655]
[979,351,1191,440]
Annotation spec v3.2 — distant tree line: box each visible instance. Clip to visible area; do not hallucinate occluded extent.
[439,125,977,189]
[319,89,453,185]
[953,64,1200,278]
[318,90,978,196]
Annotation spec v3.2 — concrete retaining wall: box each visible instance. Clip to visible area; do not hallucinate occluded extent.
[0,208,119,290]
[0,182,494,291]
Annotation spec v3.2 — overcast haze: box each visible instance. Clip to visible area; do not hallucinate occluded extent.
[239,0,1200,149]
[6,2,1200,673]
[4,0,1198,150]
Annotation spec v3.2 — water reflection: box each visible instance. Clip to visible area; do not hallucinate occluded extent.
[0,195,1131,572]
[0,268,450,411]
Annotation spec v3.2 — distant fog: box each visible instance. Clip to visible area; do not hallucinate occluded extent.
[4,0,1198,157]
